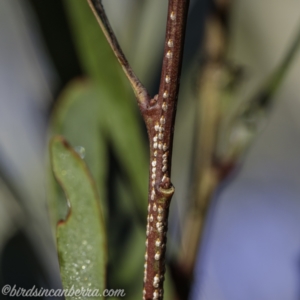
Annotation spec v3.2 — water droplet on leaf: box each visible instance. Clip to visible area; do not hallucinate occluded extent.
[74,146,86,159]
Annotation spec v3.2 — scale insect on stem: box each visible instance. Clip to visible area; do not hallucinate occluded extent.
[86,0,190,299]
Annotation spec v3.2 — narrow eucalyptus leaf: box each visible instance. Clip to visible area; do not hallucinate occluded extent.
[50,79,108,208]
[50,136,106,299]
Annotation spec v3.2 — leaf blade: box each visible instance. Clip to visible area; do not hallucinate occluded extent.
[50,136,106,299]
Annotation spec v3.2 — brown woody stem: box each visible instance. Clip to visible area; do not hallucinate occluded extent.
[86,0,190,299]
[142,1,189,299]
[179,0,232,281]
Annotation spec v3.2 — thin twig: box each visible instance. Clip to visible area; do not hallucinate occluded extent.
[224,22,300,163]
[86,0,150,110]
[239,22,300,121]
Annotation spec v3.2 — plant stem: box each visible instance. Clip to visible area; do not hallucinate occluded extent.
[142,1,189,299]
[240,22,300,120]
[225,22,300,164]
[86,0,150,109]
[179,0,231,279]
[86,0,190,299]
[179,2,300,283]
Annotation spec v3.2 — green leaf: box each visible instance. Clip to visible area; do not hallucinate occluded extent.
[50,136,106,299]
[48,78,147,297]
[50,79,108,216]
[50,2,152,298]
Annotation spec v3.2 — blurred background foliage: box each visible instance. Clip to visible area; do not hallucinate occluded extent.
[1,0,300,299]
